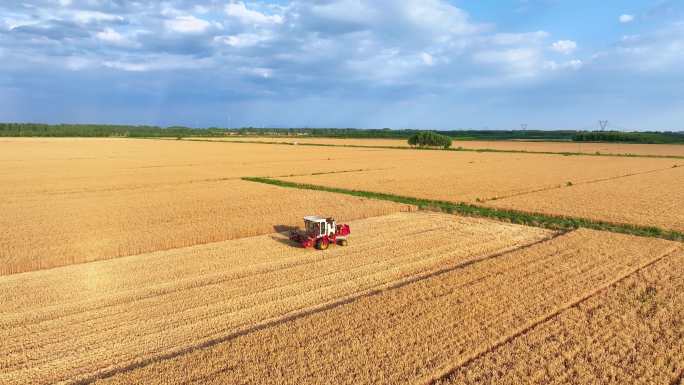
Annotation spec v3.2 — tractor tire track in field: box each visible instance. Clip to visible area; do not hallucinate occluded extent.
[479,163,684,203]
[86,229,680,385]
[69,231,564,385]
[421,245,683,385]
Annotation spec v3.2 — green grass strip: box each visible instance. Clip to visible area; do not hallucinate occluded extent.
[177,137,684,160]
[242,177,683,243]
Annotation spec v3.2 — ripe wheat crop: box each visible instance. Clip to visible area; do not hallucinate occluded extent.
[283,153,682,203]
[92,229,679,385]
[486,166,684,232]
[0,212,551,385]
[0,179,407,275]
[439,248,684,385]
[197,137,684,157]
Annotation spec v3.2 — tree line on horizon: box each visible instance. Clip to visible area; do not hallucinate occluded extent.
[1,123,682,144]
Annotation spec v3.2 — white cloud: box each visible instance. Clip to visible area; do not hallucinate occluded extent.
[103,55,215,72]
[240,67,273,78]
[58,0,72,6]
[165,16,211,34]
[96,28,126,44]
[543,59,583,71]
[214,32,272,48]
[550,40,577,55]
[72,11,124,24]
[65,56,92,70]
[474,48,540,70]
[421,52,434,66]
[225,2,284,25]
[609,22,684,71]
[619,14,635,23]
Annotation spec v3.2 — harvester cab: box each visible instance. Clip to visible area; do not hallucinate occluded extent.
[290,216,350,250]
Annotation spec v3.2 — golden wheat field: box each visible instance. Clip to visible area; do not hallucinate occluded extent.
[2,137,683,385]
[0,179,407,275]
[90,230,681,385]
[0,138,422,274]
[484,166,684,232]
[198,136,684,157]
[439,248,684,385]
[283,153,682,203]
[0,212,551,385]
[5,138,680,274]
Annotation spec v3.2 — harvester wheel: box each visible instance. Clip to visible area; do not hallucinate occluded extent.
[338,239,348,246]
[315,239,329,250]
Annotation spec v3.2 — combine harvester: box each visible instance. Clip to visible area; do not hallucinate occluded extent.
[290,216,350,250]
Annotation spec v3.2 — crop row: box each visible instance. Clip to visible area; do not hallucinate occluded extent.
[91,229,679,385]
[0,212,550,385]
[440,248,684,384]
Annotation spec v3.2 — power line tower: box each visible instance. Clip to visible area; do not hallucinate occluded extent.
[599,120,608,131]
[521,124,528,130]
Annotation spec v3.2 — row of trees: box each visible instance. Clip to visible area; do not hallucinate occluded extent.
[1,123,682,144]
[572,131,684,144]
[408,131,453,149]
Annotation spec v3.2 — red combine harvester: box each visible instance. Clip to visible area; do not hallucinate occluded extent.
[290,216,350,250]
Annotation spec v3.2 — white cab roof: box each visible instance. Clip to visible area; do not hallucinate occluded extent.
[303,216,327,222]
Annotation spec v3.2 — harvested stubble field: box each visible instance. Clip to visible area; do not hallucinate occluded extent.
[198,137,684,157]
[0,212,552,385]
[439,248,684,385]
[283,153,682,203]
[486,166,684,232]
[88,229,680,385]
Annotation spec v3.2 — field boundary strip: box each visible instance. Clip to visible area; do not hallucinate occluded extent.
[242,177,684,242]
[166,137,684,160]
[421,244,683,385]
[69,231,563,385]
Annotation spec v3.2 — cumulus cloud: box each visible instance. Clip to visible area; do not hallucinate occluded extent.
[619,14,635,23]
[225,2,283,25]
[96,28,126,44]
[544,59,583,71]
[550,40,577,55]
[8,0,681,130]
[165,15,211,34]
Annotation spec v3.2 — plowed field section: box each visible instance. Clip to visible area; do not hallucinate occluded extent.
[0,212,551,385]
[0,179,407,275]
[439,248,684,385]
[486,166,684,232]
[94,229,679,385]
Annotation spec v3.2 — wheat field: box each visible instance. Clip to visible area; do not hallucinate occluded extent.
[439,248,684,385]
[283,153,682,203]
[486,166,684,232]
[5,138,680,274]
[0,212,551,385]
[89,229,680,385]
[2,138,682,385]
[199,137,684,157]
[0,179,408,275]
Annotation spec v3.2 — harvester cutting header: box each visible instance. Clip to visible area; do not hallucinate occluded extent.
[290,216,350,250]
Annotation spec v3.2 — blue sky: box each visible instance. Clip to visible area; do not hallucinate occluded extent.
[1,1,682,130]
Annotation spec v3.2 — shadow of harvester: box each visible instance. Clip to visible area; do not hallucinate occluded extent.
[271,224,303,247]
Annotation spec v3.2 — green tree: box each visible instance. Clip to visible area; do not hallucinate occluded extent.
[407,131,452,149]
